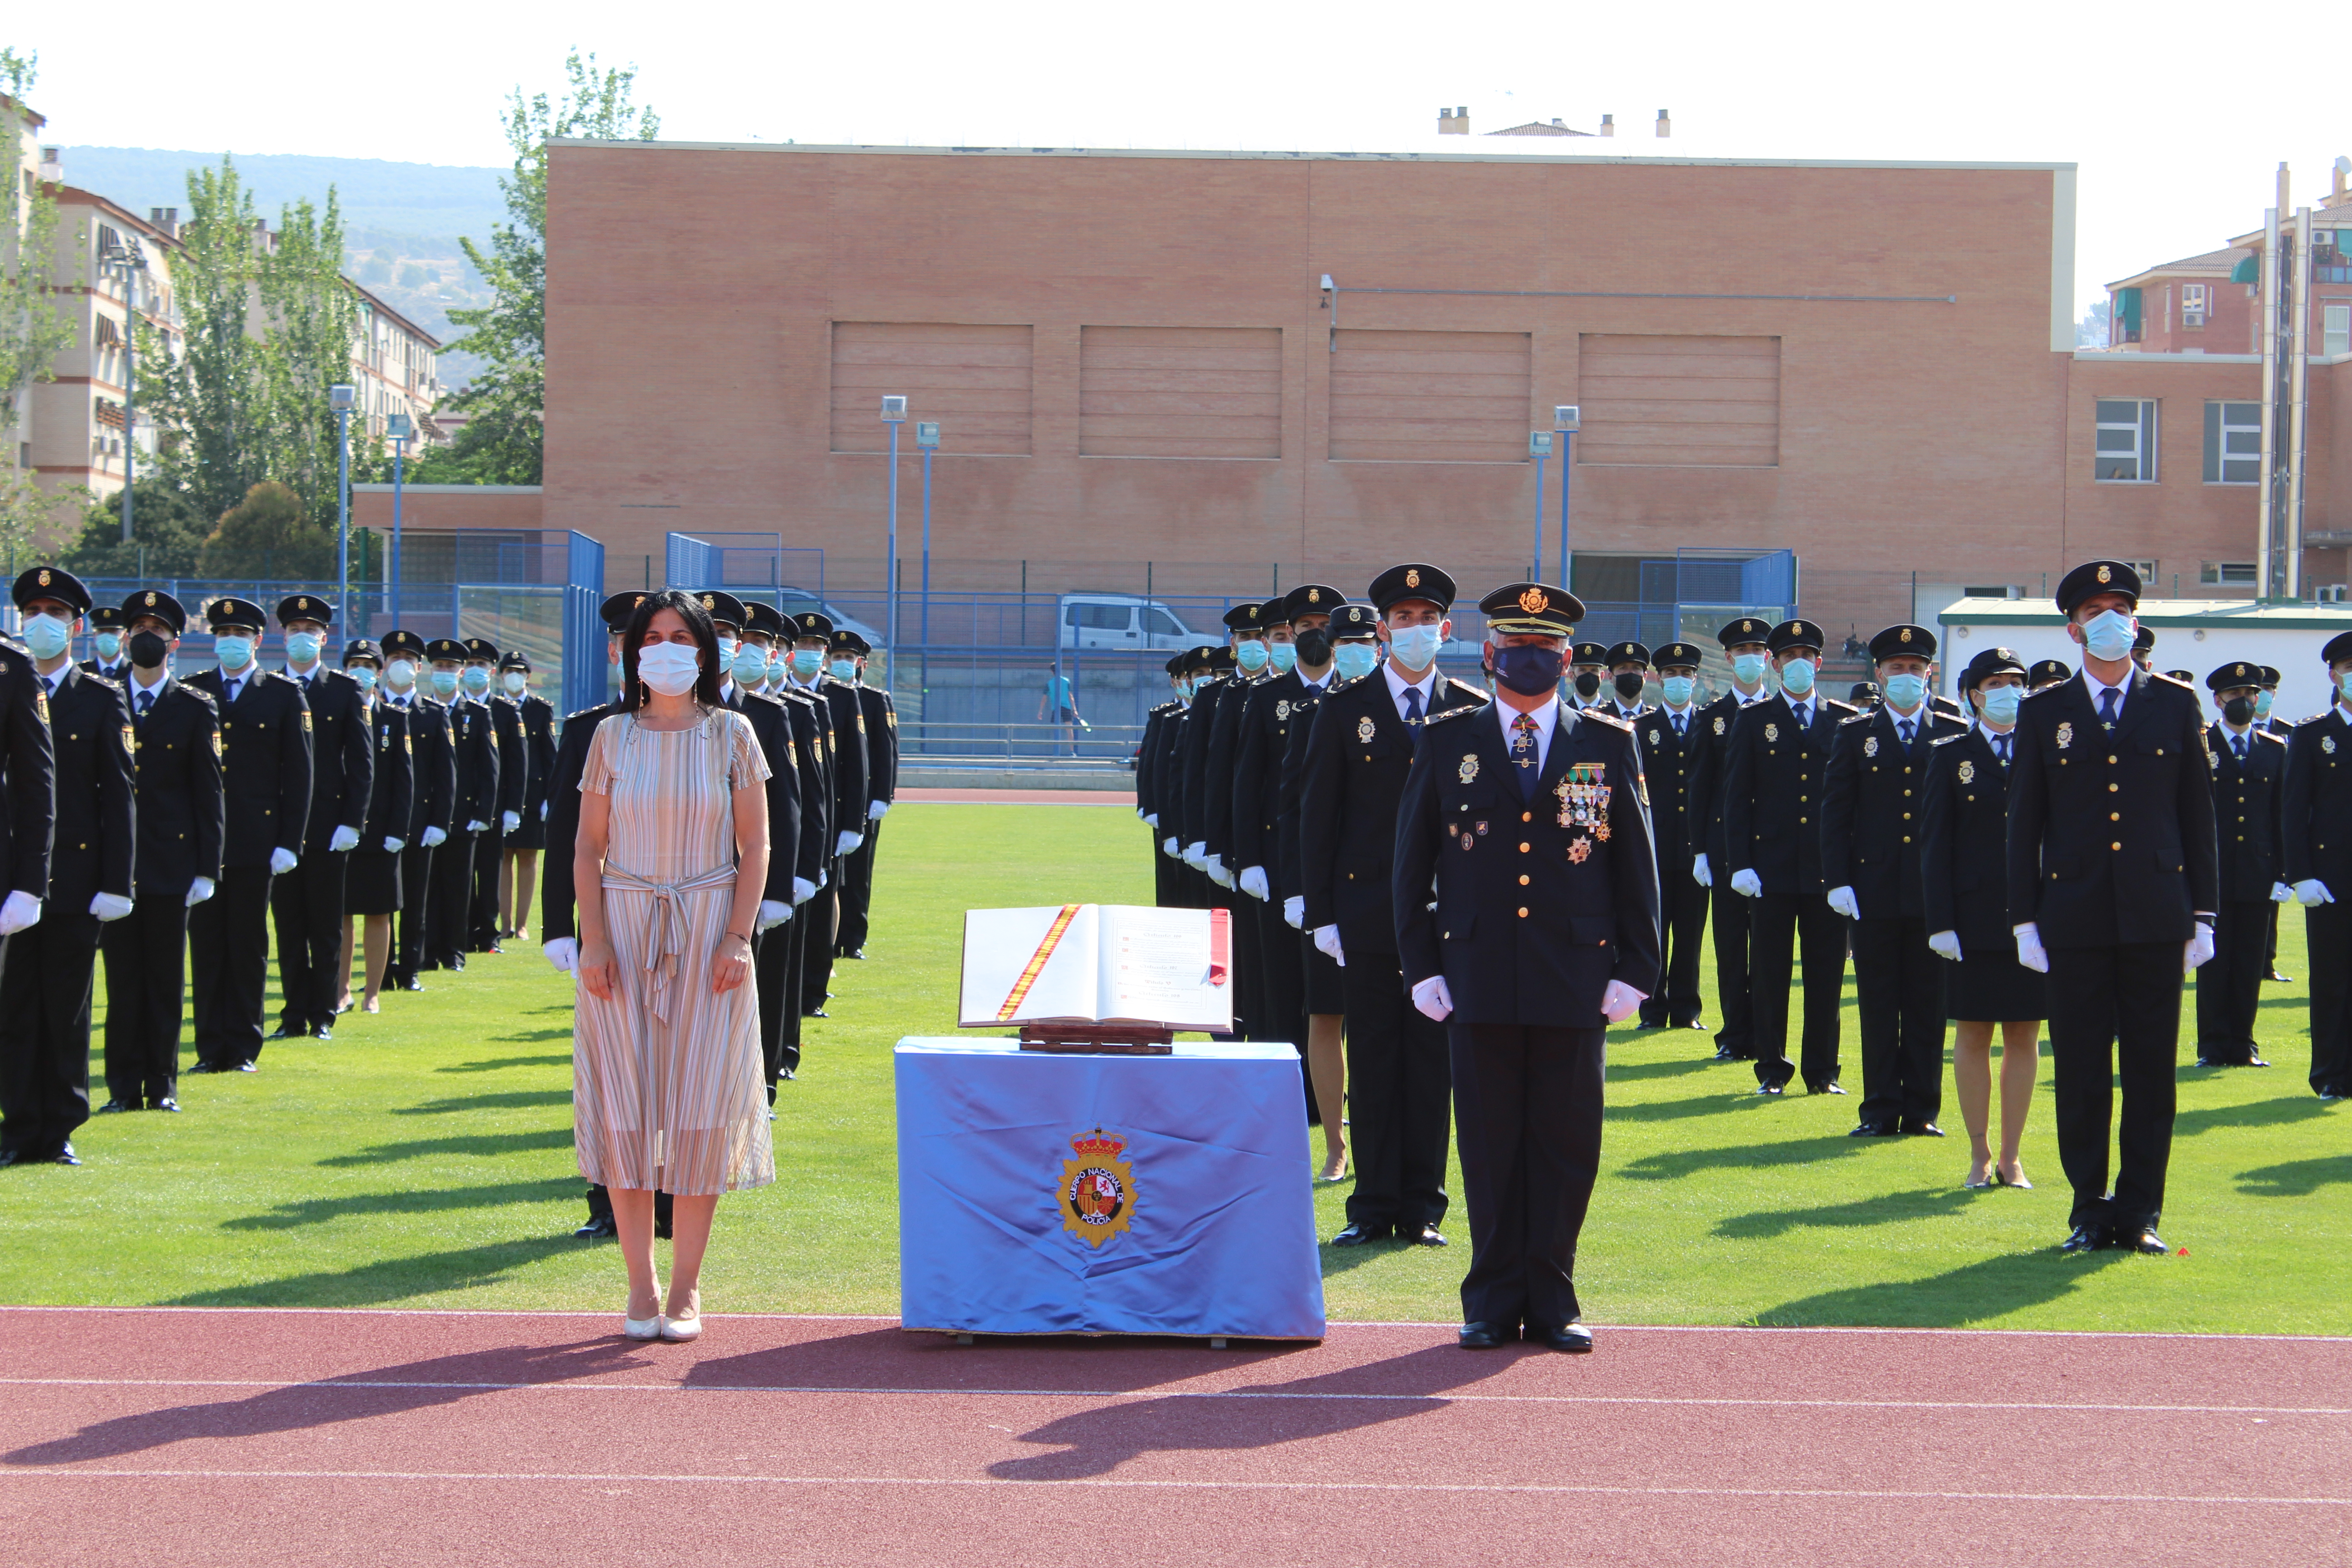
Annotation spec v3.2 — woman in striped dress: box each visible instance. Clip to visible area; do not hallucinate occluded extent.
[574,590,773,1342]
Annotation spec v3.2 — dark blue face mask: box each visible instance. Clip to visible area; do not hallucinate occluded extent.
[1494,644,1565,697]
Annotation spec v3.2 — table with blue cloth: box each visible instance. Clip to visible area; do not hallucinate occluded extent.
[894,1037,1325,1341]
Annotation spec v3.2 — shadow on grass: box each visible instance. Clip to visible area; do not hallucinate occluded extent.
[317,1128,575,1167]
[436,1054,573,1075]
[1618,1134,1874,1183]
[392,1089,575,1116]
[1749,1247,2129,1328]
[223,1177,580,1232]
[1606,1093,1776,1124]
[158,1233,588,1309]
[2234,1154,2352,1198]
[489,1026,574,1044]
[2174,1096,2335,1137]
[1713,1185,1979,1240]
[1605,1056,1724,1083]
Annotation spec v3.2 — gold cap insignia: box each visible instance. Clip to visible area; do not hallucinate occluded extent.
[2096,564,2112,583]
[36,569,50,587]
[1899,627,1912,644]
[1307,588,1321,604]
[1518,587,1547,615]
[1404,568,1421,589]
[702,595,715,610]
[143,592,156,607]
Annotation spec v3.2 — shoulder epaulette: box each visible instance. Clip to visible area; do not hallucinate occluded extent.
[2256,726,2288,744]
[1582,708,1633,733]
[1443,676,1486,697]
[1424,703,1481,727]
[563,705,608,722]
[2021,682,2068,704]
[1839,710,1875,725]
[85,671,121,691]
[179,685,216,709]
[2153,671,2194,691]
[1930,732,1965,748]
[1820,699,1858,717]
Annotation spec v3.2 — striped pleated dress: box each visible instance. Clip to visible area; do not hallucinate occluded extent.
[573,706,775,1196]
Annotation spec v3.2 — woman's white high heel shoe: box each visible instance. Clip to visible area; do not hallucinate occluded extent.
[622,1314,661,1341]
[657,1312,702,1343]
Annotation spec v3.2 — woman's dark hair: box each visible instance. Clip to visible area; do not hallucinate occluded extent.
[618,588,725,711]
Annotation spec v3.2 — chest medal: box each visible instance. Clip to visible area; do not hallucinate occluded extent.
[1556,762,1612,849]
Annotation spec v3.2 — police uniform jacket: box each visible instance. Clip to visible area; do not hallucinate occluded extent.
[2204,721,2284,900]
[1394,701,1661,1024]
[1177,675,1237,854]
[1920,728,2015,951]
[814,676,869,835]
[855,685,896,811]
[770,685,831,882]
[185,667,311,867]
[289,666,373,852]
[1721,691,1856,896]
[1153,701,1194,845]
[1634,704,1703,883]
[540,702,618,943]
[0,652,48,899]
[397,694,456,843]
[1231,671,1311,880]
[489,694,527,818]
[519,692,557,822]
[1135,703,1177,823]
[1821,702,1964,920]
[1202,673,1265,867]
[1299,670,1487,955]
[362,699,415,851]
[1274,677,1338,899]
[122,676,221,899]
[2005,670,2218,946]
[2279,706,2352,893]
[41,665,135,913]
[446,696,500,828]
[1685,690,1754,869]
[723,685,805,906]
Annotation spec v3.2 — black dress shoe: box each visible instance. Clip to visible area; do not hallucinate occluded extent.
[1755,1082,1784,1096]
[1813,1082,1847,1096]
[804,1009,829,1019]
[777,1066,796,1081]
[1411,1224,1447,1247]
[94,1099,136,1114]
[2121,1227,2170,1255]
[153,1098,181,1112]
[1330,1222,1389,1247]
[1713,1046,1739,1062]
[312,1025,333,1042]
[52,1144,82,1166]
[842,948,866,961]
[1903,1122,1946,1137]
[2267,968,2293,983]
[398,975,425,992]
[233,1060,258,1073]
[1533,1323,1593,1353]
[1678,1018,1707,1031]
[185,1061,226,1075]
[573,1215,617,1240]
[265,1024,304,1040]
[2061,1223,2112,1254]
[1457,1321,1513,1349]
[1848,1122,1894,1137]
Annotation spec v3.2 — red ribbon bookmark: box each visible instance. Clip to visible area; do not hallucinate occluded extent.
[1208,906,1230,987]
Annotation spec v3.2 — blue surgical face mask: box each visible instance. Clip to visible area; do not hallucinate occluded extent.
[20,613,70,661]
[1979,684,2023,725]
[349,666,378,693]
[95,631,122,660]
[717,636,738,665]
[2079,609,2136,663]
[1334,642,1380,681]
[284,631,323,665]
[766,654,787,684]
[1388,623,1443,672]
[1732,652,1767,686]
[429,668,459,698]
[829,658,858,682]
[461,666,491,696]
[1779,657,1817,696]
[1661,675,1695,706]
[1882,672,1927,710]
[2338,672,2352,706]
[733,647,770,686]
[2254,690,2275,720]
[789,647,823,679]
[214,634,255,672]
[1235,641,1270,673]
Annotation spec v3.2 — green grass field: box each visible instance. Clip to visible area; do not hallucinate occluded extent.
[6,803,2349,1333]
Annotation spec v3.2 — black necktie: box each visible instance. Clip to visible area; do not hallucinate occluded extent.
[2099,686,2120,729]
[2234,733,2247,762]
[135,688,154,723]
[1794,701,1810,730]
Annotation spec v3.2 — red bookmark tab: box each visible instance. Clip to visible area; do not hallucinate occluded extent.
[1208,906,1230,987]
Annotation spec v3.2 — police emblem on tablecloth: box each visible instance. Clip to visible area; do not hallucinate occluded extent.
[1357,715,1376,743]
[1864,735,1879,758]
[1458,753,1479,784]
[1764,723,1779,742]
[1061,1128,1136,1247]
[1957,759,1975,784]
[2056,722,2074,750]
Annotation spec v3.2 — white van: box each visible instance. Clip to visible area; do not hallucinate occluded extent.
[1058,593,1197,651]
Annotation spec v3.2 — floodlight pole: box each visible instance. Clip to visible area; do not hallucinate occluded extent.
[1554,406,1582,586]
[1529,430,1550,582]
[880,396,907,697]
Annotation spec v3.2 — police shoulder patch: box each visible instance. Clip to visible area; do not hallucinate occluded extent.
[2256,727,2287,745]
[1929,732,1965,748]
[1422,703,1480,727]
[183,686,217,710]
[1582,708,1633,733]
[2153,671,2194,690]
[1841,710,1874,725]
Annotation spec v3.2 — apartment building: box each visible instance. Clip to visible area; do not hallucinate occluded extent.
[351,284,442,442]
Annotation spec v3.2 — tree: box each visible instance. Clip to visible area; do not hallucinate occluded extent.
[0,49,74,557]
[441,50,658,485]
[59,475,211,577]
[199,479,333,579]
[255,191,359,528]
[144,157,268,527]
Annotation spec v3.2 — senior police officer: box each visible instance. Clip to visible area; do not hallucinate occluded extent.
[186,598,312,1074]
[95,591,220,1118]
[1688,617,1775,1062]
[2195,662,2287,1070]
[0,568,130,1168]
[1633,642,1708,1030]
[1395,581,1659,1353]
[268,594,372,1041]
[1823,623,1964,1136]
[2282,630,2352,1102]
[378,630,453,992]
[2008,560,2217,1255]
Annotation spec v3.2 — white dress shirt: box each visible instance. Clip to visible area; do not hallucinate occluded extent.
[2083,666,2129,726]
[1382,662,1439,723]
[1497,696,1563,775]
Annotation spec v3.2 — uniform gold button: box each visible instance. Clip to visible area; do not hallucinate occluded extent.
[2111,841,2122,851]
[2110,812,2120,821]
[2108,755,2117,764]
[1518,874,1529,886]
[1517,906,1529,918]
[1903,788,1911,796]
[1800,816,1808,823]
[2109,782,2118,792]
[1902,835,1911,843]
[1902,812,1911,820]
[1521,812,1532,823]
[1519,843,1530,853]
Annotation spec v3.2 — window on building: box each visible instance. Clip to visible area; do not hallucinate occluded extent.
[2125,559,2159,585]
[2327,303,2351,359]
[2204,401,2261,484]
[2201,562,2259,586]
[2181,284,2208,327]
[2094,399,2158,481]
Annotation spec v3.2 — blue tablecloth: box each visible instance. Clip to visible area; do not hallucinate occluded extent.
[895,1038,1326,1340]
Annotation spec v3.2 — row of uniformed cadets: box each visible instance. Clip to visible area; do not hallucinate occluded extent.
[541,591,892,1238]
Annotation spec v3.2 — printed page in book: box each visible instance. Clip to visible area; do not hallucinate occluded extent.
[957,904,1104,1027]
[1097,905,1234,1034]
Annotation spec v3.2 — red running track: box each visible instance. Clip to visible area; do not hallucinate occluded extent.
[3,1308,2347,1566]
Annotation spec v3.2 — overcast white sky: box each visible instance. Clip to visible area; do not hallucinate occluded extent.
[20,0,2351,317]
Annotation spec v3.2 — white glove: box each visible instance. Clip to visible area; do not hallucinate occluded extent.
[1600,979,1647,1023]
[1145,813,1159,828]
[502,810,521,833]
[869,800,889,821]
[383,836,404,854]
[1826,885,1859,920]
[2271,882,2296,903]
[328,824,362,853]
[90,891,135,922]
[269,847,299,876]
[1313,924,1345,967]
[1206,855,1233,889]
[1239,866,1271,902]
[1927,929,1963,961]
[817,868,828,888]
[1183,841,1208,870]
[1284,895,1305,930]
[1162,836,1180,857]
[466,819,489,833]
[2186,921,2216,974]
[185,876,216,908]
[1411,974,1453,1021]
[1691,853,1713,889]
[792,876,817,905]
[0,889,39,935]
[758,899,792,931]
[540,799,550,822]
[421,826,448,848]
[1730,868,1763,898]
[836,829,864,856]
[542,936,578,973]
[2015,923,2049,974]
[2296,878,2334,906]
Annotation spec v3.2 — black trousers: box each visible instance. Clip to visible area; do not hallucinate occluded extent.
[1851,916,1945,1129]
[1641,867,1709,1027]
[189,865,274,1068]
[1255,893,1309,1115]
[1748,890,1846,1091]
[801,868,837,1013]
[1230,892,1263,1039]
[779,893,808,1068]
[1339,951,1451,1232]
[390,843,436,981]
[0,913,99,1158]
[2266,901,2281,973]
[1450,1022,1604,1332]
[2047,942,2181,1234]
[837,815,880,953]
[270,848,349,1032]
[1153,836,1182,906]
[1709,881,1755,1057]
[470,821,504,946]
[2304,902,2352,1097]
[101,895,190,1107]
[427,831,477,966]
[2195,899,2269,1062]
[756,918,793,1093]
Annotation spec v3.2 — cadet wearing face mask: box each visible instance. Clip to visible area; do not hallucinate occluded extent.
[496,652,557,944]
[2193,662,2287,1072]
[781,611,867,1019]
[2280,630,2352,1104]
[377,631,453,993]
[1822,624,1964,1137]
[1602,642,1654,724]
[333,639,411,1016]
[1203,600,1283,1035]
[1154,647,1213,906]
[424,637,498,973]
[1301,564,1485,1247]
[1634,643,1708,1031]
[1687,619,1775,1064]
[827,630,894,964]
[1722,618,1857,1097]
[2009,560,2216,1256]
[0,568,130,1171]
[741,602,828,1077]
[79,605,129,680]
[2131,623,2156,675]
[2028,658,2073,692]
[2254,663,2294,984]
[1138,654,1188,906]
[94,592,220,1122]
[464,639,526,954]
[266,596,372,1042]
[185,598,312,1075]
[1568,642,1610,709]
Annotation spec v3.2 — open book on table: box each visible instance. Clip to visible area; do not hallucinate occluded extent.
[957,904,1232,1034]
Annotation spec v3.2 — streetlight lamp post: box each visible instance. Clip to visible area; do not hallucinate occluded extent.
[331,384,356,638]
[1553,405,1580,588]
[1528,430,1553,581]
[916,421,940,646]
[101,235,148,545]
[387,412,412,632]
[879,396,907,696]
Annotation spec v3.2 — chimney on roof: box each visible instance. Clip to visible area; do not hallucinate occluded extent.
[1656,109,1671,138]
[2337,155,2350,201]
[1599,114,1614,137]
[148,206,178,239]
[1438,105,1468,135]
[38,145,60,181]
